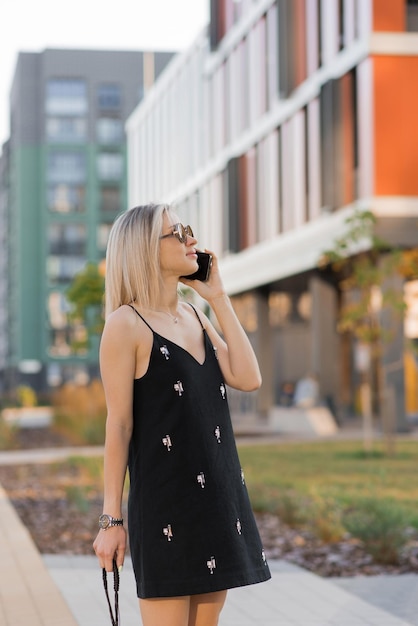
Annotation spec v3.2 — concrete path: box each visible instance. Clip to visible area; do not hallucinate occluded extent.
[43,554,416,626]
[0,484,77,626]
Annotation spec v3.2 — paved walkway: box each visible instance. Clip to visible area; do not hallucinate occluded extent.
[44,554,417,626]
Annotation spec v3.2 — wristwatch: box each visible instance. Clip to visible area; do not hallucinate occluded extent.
[98,513,124,530]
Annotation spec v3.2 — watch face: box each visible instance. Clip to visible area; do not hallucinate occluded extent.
[99,514,111,529]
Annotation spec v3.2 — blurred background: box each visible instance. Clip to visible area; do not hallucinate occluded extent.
[0,0,417,441]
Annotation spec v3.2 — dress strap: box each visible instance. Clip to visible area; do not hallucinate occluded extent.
[127,304,154,332]
[188,303,205,330]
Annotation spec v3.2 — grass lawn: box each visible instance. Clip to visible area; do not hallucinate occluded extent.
[237,438,418,527]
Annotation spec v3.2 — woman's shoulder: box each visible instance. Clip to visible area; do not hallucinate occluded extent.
[103,305,146,339]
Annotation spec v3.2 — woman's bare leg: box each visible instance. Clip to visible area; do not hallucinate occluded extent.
[139,596,190,626]
[139,590,227,626]
[188,590,228,626]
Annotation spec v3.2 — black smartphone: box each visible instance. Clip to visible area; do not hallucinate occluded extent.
[182,251,213,282]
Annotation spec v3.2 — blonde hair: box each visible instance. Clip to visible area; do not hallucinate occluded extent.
[105,203,170,317]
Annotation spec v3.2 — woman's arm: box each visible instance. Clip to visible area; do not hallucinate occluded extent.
[93,307,137,572]
[181,251,262,392]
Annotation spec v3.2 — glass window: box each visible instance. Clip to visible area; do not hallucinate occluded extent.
[100,186,121,214]
[46,117,87,143]
[48,291,70,329]
[97,223,113,250]
[407,0,418,31]
[48,224,86,255]
[96,118,124,144]
[97,153,123,180]
[48,326,88,357]
[98,84,121,110]
[46,79,87,116]
[47,256,86,284]
[47,184,85,213]
[47,362,89,385]
[47,151,86,183]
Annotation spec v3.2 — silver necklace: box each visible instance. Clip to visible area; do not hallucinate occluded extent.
[157,309,178,324]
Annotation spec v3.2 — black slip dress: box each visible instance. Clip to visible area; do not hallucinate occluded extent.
[127,304,271,598]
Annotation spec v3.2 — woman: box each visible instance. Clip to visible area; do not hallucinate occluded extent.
[93,204,271,626]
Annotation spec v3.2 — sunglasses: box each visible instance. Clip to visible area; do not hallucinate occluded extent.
[160,223,194,244]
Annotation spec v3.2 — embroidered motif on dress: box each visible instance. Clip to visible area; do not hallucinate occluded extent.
[207,556,216,574]
[197,472,206,488]
[162,435,172,451]
[236,518,242,535]
[262,549,267,565]
[220,383,226,399]
[160,345,170,360]
[213,345,218,359]
[240,468,245,485]
[163,524,173,541]
[214,425,221,443]
[174,381,184,396]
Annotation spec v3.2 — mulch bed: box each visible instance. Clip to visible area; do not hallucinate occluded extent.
[2,427,418,577]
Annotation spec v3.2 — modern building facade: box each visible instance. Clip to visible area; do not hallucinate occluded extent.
[1,48,174,391]
[126,0,418,424]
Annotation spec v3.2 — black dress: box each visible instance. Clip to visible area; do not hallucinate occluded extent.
[127,305,271,598]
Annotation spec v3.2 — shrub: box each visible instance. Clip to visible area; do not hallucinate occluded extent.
[16,385,37,407]
[52,379,107,445]
[0,417,18,450]
[342,498,408,564]
[308,493,346,543]
[275,490,308,528]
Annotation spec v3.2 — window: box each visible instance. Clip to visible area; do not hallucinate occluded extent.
[48,326,88,357]
[96,118,124,144]
[47,363,89,386]
[320,71,357,211]
[47,256,86,284]
[100,186,121,214]
[47,151,86,183]
[48,292,70,329]
[407,0,418,31]
[97,224,112,250]
[46,79,87,116]
[47,184,85,213]
[98,84,121,111]
[46,117,87,143]
[47,290,88,355]
[97,153,123,180]
[48,224,86,255]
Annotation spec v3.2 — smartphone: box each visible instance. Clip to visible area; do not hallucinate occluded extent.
[182,251,213,282]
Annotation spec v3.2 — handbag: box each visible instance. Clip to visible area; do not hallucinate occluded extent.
[102,558,120,626]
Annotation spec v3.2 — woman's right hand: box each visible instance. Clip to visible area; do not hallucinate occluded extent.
[93,526,127,572]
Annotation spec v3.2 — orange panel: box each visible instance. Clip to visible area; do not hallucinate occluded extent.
[374,56,418,195]
[294,0,307,87]
[373,0,405,32]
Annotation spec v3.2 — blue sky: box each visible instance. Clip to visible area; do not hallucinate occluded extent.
[0,0,209,148]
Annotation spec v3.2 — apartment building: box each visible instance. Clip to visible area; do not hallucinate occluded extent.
[126,0,418,425]
[0,48,174,391]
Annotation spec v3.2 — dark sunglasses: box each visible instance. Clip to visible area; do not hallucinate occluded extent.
[159,223,194,244]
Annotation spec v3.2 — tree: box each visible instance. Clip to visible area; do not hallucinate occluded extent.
[319,209,418,454]
[66,262,105,350]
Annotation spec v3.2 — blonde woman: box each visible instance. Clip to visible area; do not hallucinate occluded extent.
[93,204,271,626]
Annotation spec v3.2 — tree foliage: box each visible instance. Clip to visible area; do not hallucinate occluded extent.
[66,262,105,348]
[319,209,416,346]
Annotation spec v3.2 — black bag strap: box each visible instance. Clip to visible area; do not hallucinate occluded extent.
[102,559,120,626]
